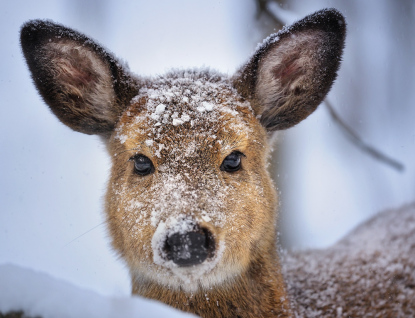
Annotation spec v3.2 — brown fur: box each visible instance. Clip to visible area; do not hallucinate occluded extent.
[20,9,347,318]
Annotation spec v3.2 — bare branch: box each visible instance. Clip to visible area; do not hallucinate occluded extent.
[255,0,405,172]
[255,0,285,30]
[325,99,404,172]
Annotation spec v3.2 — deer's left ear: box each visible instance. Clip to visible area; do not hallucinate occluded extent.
[233,9,346,131]
[20,20,140,136]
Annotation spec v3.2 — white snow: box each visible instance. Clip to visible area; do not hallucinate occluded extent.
[197,101,214,112]
[155,104,166,113]
[0,263,195,318]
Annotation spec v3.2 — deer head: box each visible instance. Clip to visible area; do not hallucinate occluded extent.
[21,9,345,317]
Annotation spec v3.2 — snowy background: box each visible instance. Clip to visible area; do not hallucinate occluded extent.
[1,0,414,316]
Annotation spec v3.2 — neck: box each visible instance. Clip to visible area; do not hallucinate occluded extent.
[132,252,291,318]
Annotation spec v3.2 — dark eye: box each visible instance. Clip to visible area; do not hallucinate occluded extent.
[220,151,244,173]
[131,155,154,176]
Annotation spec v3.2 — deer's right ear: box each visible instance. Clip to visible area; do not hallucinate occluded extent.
[233,9,346,132]
[20,20,139,136]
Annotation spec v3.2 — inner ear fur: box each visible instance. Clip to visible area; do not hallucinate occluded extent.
[20,20,140,136]
[233,8,346,131]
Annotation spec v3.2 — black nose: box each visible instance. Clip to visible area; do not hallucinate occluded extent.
[164,227,215,267]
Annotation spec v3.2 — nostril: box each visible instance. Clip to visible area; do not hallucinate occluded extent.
[163,227,215,267]
[202,228,215,258]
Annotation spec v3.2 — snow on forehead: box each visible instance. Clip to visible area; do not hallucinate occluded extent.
[121,70,253,142]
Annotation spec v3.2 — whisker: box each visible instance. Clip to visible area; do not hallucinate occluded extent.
[62,220,108,248]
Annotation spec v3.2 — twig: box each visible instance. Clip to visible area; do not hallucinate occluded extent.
[324,100,404,171]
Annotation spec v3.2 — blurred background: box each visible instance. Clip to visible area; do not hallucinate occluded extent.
[1,0,414,297]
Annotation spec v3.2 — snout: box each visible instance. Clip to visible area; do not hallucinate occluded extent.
[163,226,215,267]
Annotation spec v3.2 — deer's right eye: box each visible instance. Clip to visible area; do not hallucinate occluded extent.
[131,155,154,176]
[221,151,244,173]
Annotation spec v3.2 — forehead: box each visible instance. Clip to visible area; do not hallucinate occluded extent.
[113,71,261,158]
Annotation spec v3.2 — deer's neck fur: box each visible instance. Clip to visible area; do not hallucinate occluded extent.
[132,247,291,318]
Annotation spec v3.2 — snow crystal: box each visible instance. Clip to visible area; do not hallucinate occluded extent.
[201,215,211,223]
[116,127,128,144]
[172,118,183,126]
[155,104,166,114]
[197,101,214,113]
[181,113,190,122]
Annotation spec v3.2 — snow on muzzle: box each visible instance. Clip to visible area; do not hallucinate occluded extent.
[152,217,216,267]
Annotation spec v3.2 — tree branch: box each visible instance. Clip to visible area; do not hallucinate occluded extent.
[324,99,404,171]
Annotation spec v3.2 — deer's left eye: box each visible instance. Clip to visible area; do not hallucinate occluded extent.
[131,155,154,176]
[221,151,244,173]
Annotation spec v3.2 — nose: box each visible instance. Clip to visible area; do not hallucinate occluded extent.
[163,227,215,267]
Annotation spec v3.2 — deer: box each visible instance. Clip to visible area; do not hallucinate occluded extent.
[19,8,415,318]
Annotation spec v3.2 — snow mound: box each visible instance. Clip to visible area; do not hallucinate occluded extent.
[0,264,196,318]
[283,203,415,317]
